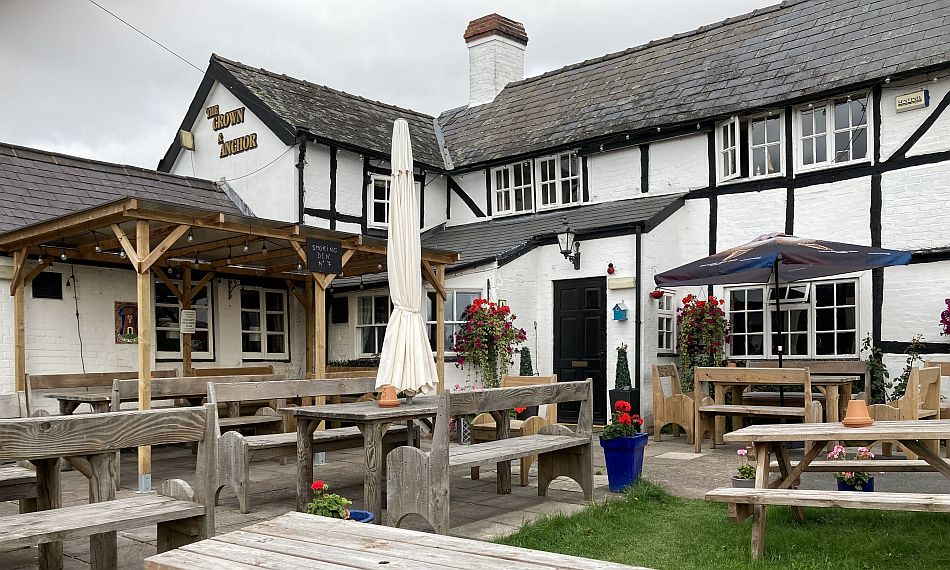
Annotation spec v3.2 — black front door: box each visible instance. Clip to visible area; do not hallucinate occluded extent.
[553,277,607,425]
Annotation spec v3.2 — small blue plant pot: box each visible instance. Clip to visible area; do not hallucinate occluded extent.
[348,509,375,523]
[600,432,648,492]
[836,477,874,492]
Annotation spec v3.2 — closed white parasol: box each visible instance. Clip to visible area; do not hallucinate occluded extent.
[375,118,437,401]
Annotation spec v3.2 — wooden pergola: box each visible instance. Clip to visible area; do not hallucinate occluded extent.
[0,197,458,486]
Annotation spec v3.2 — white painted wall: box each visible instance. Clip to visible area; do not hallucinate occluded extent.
[880,74,950,161]
[649,134,709,194]
[170,81,297,222]
[336,148,365,234]
[0,258,14,393]
[447,171,488,226]
[587,146,640,202]
[716,188,787,249]
[794,177,871,243]
[881,161,950,251]
[303,142,331,211]
[423,174,448,231]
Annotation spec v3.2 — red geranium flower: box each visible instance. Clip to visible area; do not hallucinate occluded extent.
[614,400,631,413]
[617,412,633,426]
[515,407,526,414]
[311,480,325,491]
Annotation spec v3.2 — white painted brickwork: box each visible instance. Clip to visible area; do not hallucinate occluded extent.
[794,177,871,244]
[447,171,487,226]
[881,161,950,250]
[587,147,640,202]
[649,134,709,194]
[716,188,787,249]
[0,258,13,393]
[468,36,525,107]
[880,74,950,160]
[336,149,365,220]
[303,143,331,211]
[880,263,950,347]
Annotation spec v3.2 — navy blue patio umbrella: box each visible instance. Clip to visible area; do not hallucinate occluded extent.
[654,233,911,367]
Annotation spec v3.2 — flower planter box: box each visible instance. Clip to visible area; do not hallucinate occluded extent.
[731,476,755,488]
[609,388,640,416]
[837,477,874,492]
[600,432,648,492]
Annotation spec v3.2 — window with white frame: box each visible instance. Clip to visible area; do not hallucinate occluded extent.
[155,279,213,359]
[717,113,784,182]
[537,152,581,208]
[492,162,533,215]
[425,290,481,352]
[657,291,676,352]
[797,93,869,170]
[368,175,391,228]
[726,279,858,359]
[356,294,390,355]
[240,287,289,359]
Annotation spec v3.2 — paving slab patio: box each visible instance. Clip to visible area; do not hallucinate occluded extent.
[0,433,946,568]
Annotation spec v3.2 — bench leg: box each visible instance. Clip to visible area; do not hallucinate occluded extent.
[538,445,593,501]
[18,496,37,514]
[470,466,480,480]
[750,505,767,560]
[218,432,253,514]
[34,458,63,570]
[89,533,117,570]
[520,455,534,486]
[157,515,205,553]
[88,453,117,570]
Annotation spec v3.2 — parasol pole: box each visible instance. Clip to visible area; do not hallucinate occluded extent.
[774,255,785,406]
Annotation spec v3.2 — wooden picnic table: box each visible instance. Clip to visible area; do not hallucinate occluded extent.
[44,391,205,415]
[144,510,649,569]
[283,398,438,522]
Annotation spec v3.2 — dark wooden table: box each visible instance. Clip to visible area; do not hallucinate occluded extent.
[144,510,650,569]
[283,398,438,521]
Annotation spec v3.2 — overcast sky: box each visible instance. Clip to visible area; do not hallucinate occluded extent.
[1,1,771,169]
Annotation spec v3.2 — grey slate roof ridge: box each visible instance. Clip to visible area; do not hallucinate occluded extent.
[211,54,437,123]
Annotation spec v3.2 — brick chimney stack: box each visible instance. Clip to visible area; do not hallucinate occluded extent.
[464,14,528,107]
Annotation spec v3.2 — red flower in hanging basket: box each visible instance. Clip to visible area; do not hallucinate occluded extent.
[649,290,664,300]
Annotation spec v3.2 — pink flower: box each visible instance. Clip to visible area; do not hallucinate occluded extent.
[737,448,748,457]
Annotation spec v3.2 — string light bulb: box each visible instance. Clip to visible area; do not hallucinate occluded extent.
[60,248,67,261]
[119,250,126,259]
[261,242,268,255]
[92,232,101,253]
[226,246,232,265]
[297,261,303,271]
[187,230,193,242]
[243,240,249,253]
[359,275,365,290]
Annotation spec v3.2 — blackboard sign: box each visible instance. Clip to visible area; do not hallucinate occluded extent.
[306,238,343,274]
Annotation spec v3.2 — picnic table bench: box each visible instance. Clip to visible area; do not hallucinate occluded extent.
[27,369,178,415]
[144,510,649,569]
[0,404,216,570]
[694,367,822,452]
[210,377,411,513]
[387,380,594,534]
[0,393,37,514]
[705,420,950,560]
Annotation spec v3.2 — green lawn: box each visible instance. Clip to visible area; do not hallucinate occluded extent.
[496,482,950,569]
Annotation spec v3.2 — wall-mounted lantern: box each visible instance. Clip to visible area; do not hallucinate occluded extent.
[557,222,580,270]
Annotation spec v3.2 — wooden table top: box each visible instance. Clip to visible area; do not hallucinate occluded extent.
[43,391,111,402]
[708,376,854,386]
[144,511,649,570]
[724,420,950,442]
[282,397,438,422]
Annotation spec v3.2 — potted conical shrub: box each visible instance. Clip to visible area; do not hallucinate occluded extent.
[516,348,538,420]
[599,400,648,492]
[609,344,638,414]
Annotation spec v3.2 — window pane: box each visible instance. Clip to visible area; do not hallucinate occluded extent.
[767,144,781,174]
[374,202,387,224]
[155,283,177,305]
[374,179,387,200]
[852,127,867,159]
[766,117,781,142]
[834,101,849,130]
[836,307,856,329]
[787,285,807,300]
[816,308,834,331]
[523,188,533,210]
[815,107,827,133]
[242,332,261,353]
[374,296,389,324]
[815,332,834,355]
[241,311,260,330]
[265,292,283,311]
[803,141,814,165]
[361,328,375,354]
[835,131,851,162]
[816,136,827,162]
[266,313,285,332]
[732,338,747,357]
[190,330,209,353]
[837,332,856,354]
[266,334,285,354]
[732,314,746,333]
[752,147,766,176]
[358,297,372,325]
[748,334,764,355]
[747,289,763,310]
[751,119,765,146]
[836,282,856,305]
[194,308,208,329]
[748,311,764,332]
[731,289,745,311]
[156,306,179,327]
[157,330,179,352]
[455,292,479,320]
[815,284,834,306]
[241,290,260,310]
[801,110,813,136]
[851,98,867,125]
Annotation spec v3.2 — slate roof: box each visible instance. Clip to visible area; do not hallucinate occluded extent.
[421,193,684,268]
[211,55,446,169]
[438,0,950,168]
[0,142,241,233]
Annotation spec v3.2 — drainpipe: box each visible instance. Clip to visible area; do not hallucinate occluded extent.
[634,224,643,415]
[296,132,307,224]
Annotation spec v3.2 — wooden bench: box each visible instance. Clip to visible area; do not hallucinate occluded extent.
[868,367,942,458]
[706,487,950,559]
[0,404,216,570]
[25,369,177,416]
[208,377,410,513]
[110,373,287,418]
[387,380,594,534]
[924,360,950,458]
[0,393,36,514]
[192,365,275,376]
[694,367,822,452]
[750,359,870,399]
[471,374,558,486]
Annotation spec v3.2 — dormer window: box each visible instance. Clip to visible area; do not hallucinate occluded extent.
[717,113,784,183]
[537,152,581,208]
[492,161,533,215]
[368,174,391,229]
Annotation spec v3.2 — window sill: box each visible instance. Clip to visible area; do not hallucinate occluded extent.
[157,358,215,363]
[242,357,291,363]
[795,158,871,176]
[717,172,786,186]
[656,352,679,358]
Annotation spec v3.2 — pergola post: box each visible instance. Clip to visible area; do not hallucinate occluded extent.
[12,249,26,392]
[135,220,153,492]
[313,275,327,380]
[435,264,446,393]
[305,278,315,379]
[181,266,192,376]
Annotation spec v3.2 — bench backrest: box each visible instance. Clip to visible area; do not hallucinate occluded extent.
[110,374,287,410]
[695,367,813,406]
[192,365,275,377]
[25,369,178,415]
[325,366,379,379]
[751,359,870,394]
[210,377,376,404]
[924,360,950,376]
[0,393,24,419]
[652,364,682,398]
[894,367,941,416]
[501,374,558,423]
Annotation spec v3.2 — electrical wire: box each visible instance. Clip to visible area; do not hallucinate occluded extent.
[225,146,295,181]
[69,265,86,373]
[85,0,203,74]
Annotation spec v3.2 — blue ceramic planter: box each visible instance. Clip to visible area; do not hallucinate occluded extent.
[837,477,874,492]
[600,432,648,492]
[348,509,375,523]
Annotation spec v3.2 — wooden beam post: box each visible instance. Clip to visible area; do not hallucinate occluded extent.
[305,278,315,379]
[436,264,446,393]
[135,220,153,493]
[12,250,26,391]
[182,266,193,376]
[313,275,327,380]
